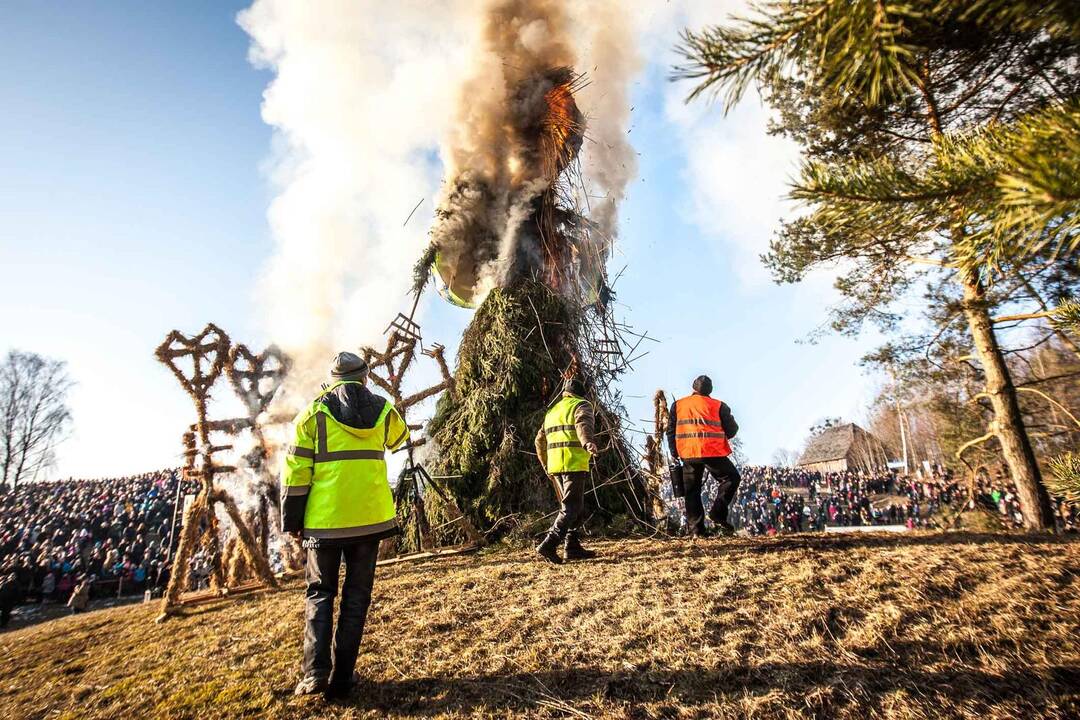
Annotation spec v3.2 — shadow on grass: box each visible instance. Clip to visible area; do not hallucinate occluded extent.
[338,661,1080,715]
[715,530,1076,557]
[383,531,1078,578]
[725,530,1078,555]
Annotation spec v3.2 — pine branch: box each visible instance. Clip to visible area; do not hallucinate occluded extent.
[1031,295,1080,509]
[948,102,1080,268]
[412,244,437,298]
[1046,451,1080,504]
[788,100,1080,269]
[673,0,923,110]
[954,0,1080,41]
[1051,298,1080,331]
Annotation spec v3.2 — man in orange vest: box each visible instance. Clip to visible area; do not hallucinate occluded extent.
[666,375,741,537]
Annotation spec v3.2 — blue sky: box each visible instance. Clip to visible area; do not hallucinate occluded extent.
[0,1,881,479]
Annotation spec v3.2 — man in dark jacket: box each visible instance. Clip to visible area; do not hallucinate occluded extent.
[533,378,600,563]
[667,375,741,537]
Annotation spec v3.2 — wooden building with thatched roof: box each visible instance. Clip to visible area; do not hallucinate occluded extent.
[796,423,890,474]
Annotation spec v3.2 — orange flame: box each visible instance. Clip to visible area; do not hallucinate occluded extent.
[540,81,583,182]
[536,77,585,291]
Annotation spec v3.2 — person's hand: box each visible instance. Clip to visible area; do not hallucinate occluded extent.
[585,442,599,455]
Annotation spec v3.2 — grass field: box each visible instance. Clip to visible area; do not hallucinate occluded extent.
[2,532,1078,719]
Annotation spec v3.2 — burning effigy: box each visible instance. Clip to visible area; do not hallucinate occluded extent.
[424,0,613,310]
[413,0,653,539]
[428,66,592,307]
[234,0,653,549]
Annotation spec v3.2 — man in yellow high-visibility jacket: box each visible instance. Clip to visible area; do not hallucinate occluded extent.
[533,377,599,564]
[282,351,409,699]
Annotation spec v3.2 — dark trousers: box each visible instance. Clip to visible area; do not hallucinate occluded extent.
[684,457,741,535]
[548,471,588,538]
[303,539,380,686]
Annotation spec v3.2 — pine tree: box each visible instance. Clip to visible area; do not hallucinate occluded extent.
[1045,298,1080,504]
[676,0,1080,529]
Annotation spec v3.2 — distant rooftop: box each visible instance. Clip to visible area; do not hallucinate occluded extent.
[797,423,865,466]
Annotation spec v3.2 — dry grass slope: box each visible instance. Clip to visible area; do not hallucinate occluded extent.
[2,533,1079,719]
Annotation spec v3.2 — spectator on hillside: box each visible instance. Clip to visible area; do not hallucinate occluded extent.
[0,572,18,628]
[0,469,193,614]
[67,575,90,614]
[40,569,56,602]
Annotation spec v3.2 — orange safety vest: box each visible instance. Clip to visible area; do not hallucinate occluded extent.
[674,394,732,459]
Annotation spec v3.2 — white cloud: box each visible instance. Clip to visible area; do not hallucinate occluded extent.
[665,95,801,287]
[612,1,805,289]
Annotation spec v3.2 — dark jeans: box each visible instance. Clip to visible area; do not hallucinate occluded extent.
[303,538,380,687]
[548,471,588,538]
[684,456,741,535]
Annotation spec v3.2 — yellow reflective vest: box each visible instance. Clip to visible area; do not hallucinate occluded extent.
[543,395,592,474]
[281,381,410,539]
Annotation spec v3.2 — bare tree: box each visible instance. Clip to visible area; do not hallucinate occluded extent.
[771,448,798,468]
[0,351,73,489]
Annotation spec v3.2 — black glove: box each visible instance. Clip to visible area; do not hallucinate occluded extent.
[669,461,685,498]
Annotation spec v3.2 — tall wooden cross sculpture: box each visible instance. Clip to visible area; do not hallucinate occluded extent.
[362,327,483,551]
[154,324,278,620]
[225,343,291,556]
[646,390,675,525]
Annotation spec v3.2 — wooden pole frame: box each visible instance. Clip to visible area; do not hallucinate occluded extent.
[154,325,281,622]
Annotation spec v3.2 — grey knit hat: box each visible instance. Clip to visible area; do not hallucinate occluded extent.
[692,375,713,396]
[330,351,368,381]
[562,376,586,396]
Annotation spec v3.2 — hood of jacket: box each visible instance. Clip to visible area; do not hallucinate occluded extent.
[317,381,388,438]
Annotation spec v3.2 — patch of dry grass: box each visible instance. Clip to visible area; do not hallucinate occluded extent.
[2,532,1079,719]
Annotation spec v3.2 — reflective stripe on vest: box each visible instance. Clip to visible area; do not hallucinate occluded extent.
[674,394,732,459]
[543,396,591,473]
[303,399,398,537]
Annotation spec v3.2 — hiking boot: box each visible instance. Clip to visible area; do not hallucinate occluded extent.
[325,671,361,701]
[687,524,713,539]
[293,675,329,696]
[563,532,597,560]
[708,508,736,536]
[535,532,563,564]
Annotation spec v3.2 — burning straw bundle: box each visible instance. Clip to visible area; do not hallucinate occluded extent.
[407,1,653,544]
[422,279,650,542]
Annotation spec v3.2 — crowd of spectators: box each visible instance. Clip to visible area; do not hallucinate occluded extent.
[724,465,1078,536]
[0,469,193,626]
[2,461,1077,626]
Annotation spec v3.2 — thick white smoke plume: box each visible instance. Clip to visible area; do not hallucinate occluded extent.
[238,0,474,396]
[240,0,639,402]
[573,2,640,243]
